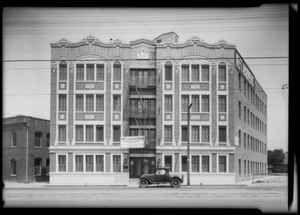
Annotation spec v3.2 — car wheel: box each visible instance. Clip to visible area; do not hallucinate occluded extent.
[139,179,148,188]
[171,178,181,188]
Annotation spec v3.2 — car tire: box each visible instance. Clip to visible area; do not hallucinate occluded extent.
[139,179,148,188]
[171,178,181,188]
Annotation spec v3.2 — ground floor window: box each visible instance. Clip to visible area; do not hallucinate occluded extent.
[201,155,210,172]
[86,155,94,172]
[75,155,84,172]
[11,159,16,176]
[113,155,121,172]
[191,156,199,172]
[181,155,187,172]
[96,155,104,172]
[164,155,173,172]
[58,155,67,172]
[46,158,50,175]
[34,158,42,176]
[218,155,227,173]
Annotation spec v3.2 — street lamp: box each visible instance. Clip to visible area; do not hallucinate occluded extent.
[187,103,193,186]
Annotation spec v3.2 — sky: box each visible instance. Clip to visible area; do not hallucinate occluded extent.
[2,5,289,151]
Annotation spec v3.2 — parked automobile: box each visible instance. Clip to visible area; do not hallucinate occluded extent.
[139,166,184,188]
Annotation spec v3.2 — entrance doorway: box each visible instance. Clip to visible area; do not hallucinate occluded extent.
[129,157,155,178]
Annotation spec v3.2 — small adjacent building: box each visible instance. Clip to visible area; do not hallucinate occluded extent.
[3,115,50,182]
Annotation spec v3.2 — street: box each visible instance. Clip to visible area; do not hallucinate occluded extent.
[3,183,288,212]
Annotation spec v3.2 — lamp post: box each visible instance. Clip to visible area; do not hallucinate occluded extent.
[187,103,193,186]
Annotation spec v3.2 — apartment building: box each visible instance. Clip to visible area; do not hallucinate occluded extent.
[49,32,267,185]
[3,115,50,182]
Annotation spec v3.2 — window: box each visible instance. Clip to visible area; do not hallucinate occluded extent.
[218,156,227,173]
[244,160,247,174]
[181,155,187,172]
[113,126,121,142]
[218,63,226,82]
[165,62,172,81]
[164,95,172,112]
[192,156,200,172]
[96,125,104,142]
[11,131,17,147]
[191,126,199,142]
[59,95,67,111]
[113,155,121,172]
[75,155,83,172]
[238,130,241,146]
[86,64,94,81]
[96,64,104,81]
[201,65,209,82]
[244,106,246,123]
[86,125,94,142]
[191,95,199,112]
[244,133,246,149]
[59,61,67,81]
[244,81,247,97]
[46,158,50,175]
[202,156,210,172]
[181,126,188,142]
[219,126,227,142]
[35,132,42,148]
[46,133,50,148]
[58,155,66,172]
[75,125,83,141]
[11,159,16,176]
[86,95,94,112]
[113,61,121,81]
[34,158,42,176]
[58,125,66,142]
[113,95,121,112]
[238,74,242,91]
[239,159,241,175]
[191,65,199,81]
[96,95,104,111]
[164,155,173,172]
[181,95,189,112]
[76,95,84,111]
[201,95,209,112]
[218,95,226,112]
[201,126,210,142]
[164,126,172,142]
[96,155,104,172]
[76,64,84,81]
[238,101,241,119]
[86,155,94,172]
[181,65,189,81]
[247,109,250,125]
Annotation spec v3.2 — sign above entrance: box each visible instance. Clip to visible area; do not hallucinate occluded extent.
[121,136,145,148]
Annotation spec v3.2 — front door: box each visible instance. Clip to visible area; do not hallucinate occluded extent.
[129,157,155,178]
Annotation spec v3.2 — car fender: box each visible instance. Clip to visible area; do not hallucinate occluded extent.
[140,177,153,184]
[170,176,183,183]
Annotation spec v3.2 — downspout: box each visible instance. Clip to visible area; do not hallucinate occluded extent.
[25,123,29,183]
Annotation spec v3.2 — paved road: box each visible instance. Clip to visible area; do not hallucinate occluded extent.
[3,185,288,212]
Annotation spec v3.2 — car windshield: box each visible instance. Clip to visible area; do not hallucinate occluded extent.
[156,169,167,175]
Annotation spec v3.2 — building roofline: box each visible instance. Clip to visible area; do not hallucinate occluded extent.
[153,31,179,41]
[3,115,50,123]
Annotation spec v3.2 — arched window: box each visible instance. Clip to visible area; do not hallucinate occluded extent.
[59,61,67,81]
[113,61,121,81]
[165,61,172,81]
[34,132,43,148]
[11,159,16,176]
[34,158,42,176]
[218,62,226,82]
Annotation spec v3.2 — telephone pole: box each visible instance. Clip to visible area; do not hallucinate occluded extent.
[187,103,193,186]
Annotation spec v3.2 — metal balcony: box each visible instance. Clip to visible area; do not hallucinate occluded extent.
[127,108,156,118]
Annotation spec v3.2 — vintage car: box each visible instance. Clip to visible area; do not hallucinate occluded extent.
[139,167,184,188]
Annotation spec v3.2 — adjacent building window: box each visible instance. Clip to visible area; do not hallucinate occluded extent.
[191,65,199,82]
[238,130,242,146]
[181,155,187,172]
[202,156,210,172]
[238,74,242,91]
[113,61,121,81]
[59,61,67,81]
[165,62,173,81]
[218,95,227,112]
[34,158,42,176]
[113,155,121,172]
[96,155,104,172]
[11,159,16,176]
[113,126,121,142]
[76,64,84,81]
[86,64,94,81]
[239,159,242,175]
[191,155,200,172]
[46,158,50,175]
[11,131,17,147]
[181,95,189,112]
[76,95,84,111]
[201,95,210,112]
[96,94,104,111]
[218,126,227,142]
[34,132,43,148]
[164,95,173,112]
[164,155,173,172]
[218,63,226,82]
[96,64,105,81]
[201,65,209,82]
[181,65,189,81]
[75,155,83,172]
[191,95,199,112]
[96,125,104,142]
[86,125,94,142]
[181,126,188,142]
[59,95,67,111]
[113,95,121,112]
[46,133,50,148]
[58,125,66,142]
[201,126,210,142]
[238,101,241,119]
[164,126,172,142]
[86,155,94,172]
[244,106,247,123]
[86,95,94,112]
[58,155,66,172]
[75,125,84,142]
[191,126,200,142]
[218,156,227,173]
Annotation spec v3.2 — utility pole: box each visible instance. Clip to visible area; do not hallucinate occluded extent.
[187,103,193,186]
